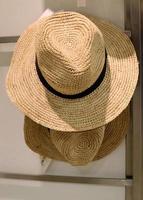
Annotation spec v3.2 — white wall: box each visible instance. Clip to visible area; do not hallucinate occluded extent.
[0,0,124,37]
[0,0,125,199]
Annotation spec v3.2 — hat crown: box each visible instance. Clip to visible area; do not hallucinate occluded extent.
[35,12,105,95]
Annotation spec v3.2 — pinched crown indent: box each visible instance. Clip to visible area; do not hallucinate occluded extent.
[35,12,105,95]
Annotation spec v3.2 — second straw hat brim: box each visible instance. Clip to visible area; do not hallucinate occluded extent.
[24,107,129,164]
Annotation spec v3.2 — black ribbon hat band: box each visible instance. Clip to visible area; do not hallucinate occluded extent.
[36,51,107,99]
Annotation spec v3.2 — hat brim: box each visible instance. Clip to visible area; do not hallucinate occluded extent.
[6,13,138,131]
[24,106,129,164]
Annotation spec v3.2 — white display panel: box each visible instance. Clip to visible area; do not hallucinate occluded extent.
[0,0,126,177]
[0,54,126,178]
[0,1,125,200]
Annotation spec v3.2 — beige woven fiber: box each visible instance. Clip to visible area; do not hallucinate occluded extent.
[24,107,129,165]
[51,127,105,165]
[6,11,138,131]
[24,117,63,160]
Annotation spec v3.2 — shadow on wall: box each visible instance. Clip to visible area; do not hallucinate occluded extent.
[43,0,124,28]
[0,43,15,67]
[0,52,13,67]
[44,0,87,12]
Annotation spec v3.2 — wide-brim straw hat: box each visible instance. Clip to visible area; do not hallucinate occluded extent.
[6,11,138,131]
[24,107,129,166]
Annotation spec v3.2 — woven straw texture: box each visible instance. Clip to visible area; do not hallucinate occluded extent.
[51,127,105,165]
[6,11,138,131]
[24,107,129,165]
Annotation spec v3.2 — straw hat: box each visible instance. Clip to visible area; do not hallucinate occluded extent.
[24,107,129,166]
[6,11,138,131]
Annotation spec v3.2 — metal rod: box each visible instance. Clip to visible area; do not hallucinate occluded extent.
[0,30,131,44]
[124,1,134,200]
[125,0,143,200]
[125,104,133,200]
[0,172,132,186]
[0,36,19,43]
